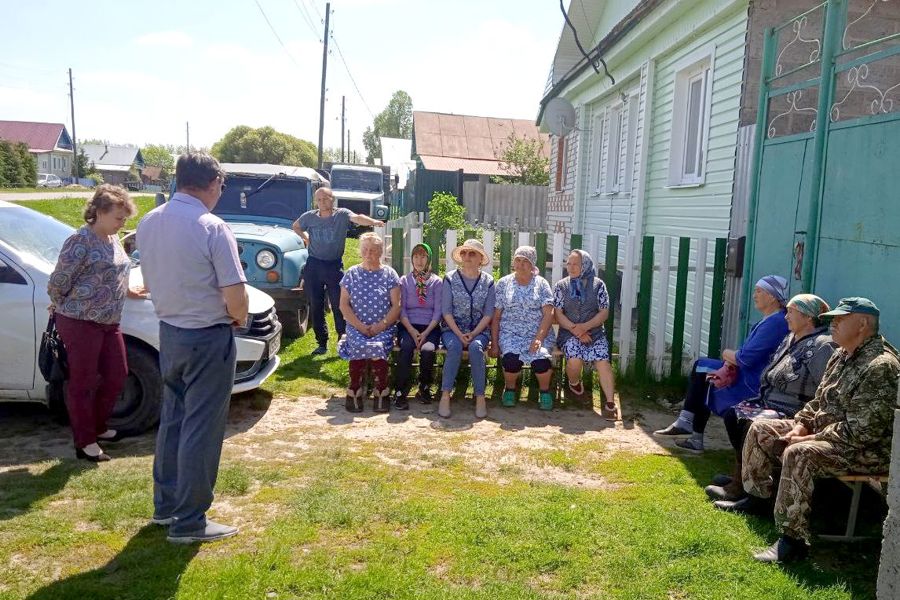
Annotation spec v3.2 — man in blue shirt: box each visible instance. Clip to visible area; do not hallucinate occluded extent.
[137,153,248,544]
[293,187,383,355]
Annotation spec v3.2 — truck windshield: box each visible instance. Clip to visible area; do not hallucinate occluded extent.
[331,169,382,193]
[214,176,310,221]
[0,205,74,268]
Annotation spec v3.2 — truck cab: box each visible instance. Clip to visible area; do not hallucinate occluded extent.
[327,163,390,221]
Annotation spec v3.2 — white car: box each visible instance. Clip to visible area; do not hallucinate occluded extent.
[0,200,282,434]
[37,173,63,188]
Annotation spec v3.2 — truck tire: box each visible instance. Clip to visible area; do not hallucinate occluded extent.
[278,293,310,339]
[107,341,163,435]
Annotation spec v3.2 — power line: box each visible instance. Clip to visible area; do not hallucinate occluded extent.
[328,13,375,121]
[306,0,324,22]
[252,0,303,68]
[291,0,320,39]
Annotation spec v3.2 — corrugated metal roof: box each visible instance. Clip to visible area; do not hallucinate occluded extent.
[418,155,513,176]
[81,143,142,167]
[0,120,70,153]
[412,111,550,176]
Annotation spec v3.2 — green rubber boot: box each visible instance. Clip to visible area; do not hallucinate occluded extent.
[501,389,517,407]
[538,391,553,411]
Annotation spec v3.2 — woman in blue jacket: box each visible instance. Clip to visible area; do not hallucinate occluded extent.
[653,275,790,453]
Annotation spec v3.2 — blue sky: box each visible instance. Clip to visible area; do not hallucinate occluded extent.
[1,0,563,154]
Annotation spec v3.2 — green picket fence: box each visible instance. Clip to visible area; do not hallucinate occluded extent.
[383,217,728,380]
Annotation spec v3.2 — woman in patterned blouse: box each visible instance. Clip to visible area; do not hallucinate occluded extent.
[48,184,148,462]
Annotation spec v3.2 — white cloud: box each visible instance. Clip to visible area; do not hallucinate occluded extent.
[133,31,193,48]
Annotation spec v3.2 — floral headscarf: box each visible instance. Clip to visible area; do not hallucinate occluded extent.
[787,293,830,326]
[569,249,596,300]
[411,243,433,305]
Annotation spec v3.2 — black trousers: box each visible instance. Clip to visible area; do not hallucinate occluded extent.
[394,323,441,392]
[305,256,346,346]
[683,361,713,434]
[723,408,752,453]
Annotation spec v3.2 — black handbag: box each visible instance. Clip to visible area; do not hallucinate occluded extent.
[38,313,68,382]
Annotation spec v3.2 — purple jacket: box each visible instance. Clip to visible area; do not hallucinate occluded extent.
[400,272,442,325]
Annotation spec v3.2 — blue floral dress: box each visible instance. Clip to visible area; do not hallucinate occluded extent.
[553,281,611,362]
[495,274,555,364]
[337,265,400,360]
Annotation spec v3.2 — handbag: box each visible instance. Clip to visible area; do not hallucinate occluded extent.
[706,362,738,389]
[38,313,68,382]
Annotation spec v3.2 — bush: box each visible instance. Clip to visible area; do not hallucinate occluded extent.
[424,191,465,240]
[0,140,37,187]
[87,173,104,186]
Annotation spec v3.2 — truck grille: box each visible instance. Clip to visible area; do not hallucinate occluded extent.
[337,199,370,215]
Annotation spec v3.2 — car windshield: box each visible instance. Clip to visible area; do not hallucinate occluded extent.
[214,176,311,221]
[330,169,382,193]
[0,205,74,267]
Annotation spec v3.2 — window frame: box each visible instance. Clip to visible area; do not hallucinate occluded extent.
[668,44,715,188]
[554,135,568,192]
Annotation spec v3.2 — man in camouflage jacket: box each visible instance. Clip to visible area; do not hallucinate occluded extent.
[714,297,899,563]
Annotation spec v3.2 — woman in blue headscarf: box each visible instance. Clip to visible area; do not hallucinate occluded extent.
[654,274,791,453]
[553,249,617,419]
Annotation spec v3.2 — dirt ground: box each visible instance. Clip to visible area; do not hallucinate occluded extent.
[0,394,733,485]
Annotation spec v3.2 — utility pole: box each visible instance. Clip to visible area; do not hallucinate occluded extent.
[340,95,346,163]
[347,129,351,164]
[186,122,191,153]
[68,68,77,178]
[316,2,331,169]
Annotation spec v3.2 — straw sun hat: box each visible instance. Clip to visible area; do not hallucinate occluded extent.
[451,238,490,267]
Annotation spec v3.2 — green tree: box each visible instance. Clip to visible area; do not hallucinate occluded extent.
[495,133,550,186]
[211,126,317,167]
[18,143,36,186]
[141,144,175,180]
[71,148,90,178]
[362,90,413,164]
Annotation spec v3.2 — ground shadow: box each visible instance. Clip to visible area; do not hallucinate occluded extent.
[23,525,199,600]
[0,461,95,522]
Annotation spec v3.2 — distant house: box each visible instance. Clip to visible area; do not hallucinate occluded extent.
[140,166,164,186]
[81,143,144,187]
[0,120,73,179]
[408,111,550,213]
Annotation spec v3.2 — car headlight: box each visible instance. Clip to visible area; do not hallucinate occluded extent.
[256,249,276,269]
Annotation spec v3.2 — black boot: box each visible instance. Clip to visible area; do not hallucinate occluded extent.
[753,536,809,563]
[713,494,769,515]
[345,388,363,413]
[706,458,744,501]
[373,389,391,413]
[416,387,433,404]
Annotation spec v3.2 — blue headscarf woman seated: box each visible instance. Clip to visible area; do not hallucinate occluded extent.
[654,275,791,453]
[553,249,618,419]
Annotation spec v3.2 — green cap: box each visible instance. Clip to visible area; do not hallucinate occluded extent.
[819,297,880,318]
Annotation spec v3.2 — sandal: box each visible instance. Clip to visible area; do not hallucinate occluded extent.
[602,401,619,421]
[568,380,585,396]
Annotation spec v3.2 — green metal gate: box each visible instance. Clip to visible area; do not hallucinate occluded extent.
[743,0,900,340]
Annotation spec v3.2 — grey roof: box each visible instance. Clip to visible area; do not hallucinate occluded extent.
[81,143,143,167]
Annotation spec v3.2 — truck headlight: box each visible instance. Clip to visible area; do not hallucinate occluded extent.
[256,250,277,269]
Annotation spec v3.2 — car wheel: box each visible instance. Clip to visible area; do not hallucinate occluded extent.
[278,294,309,339]
[107,342,163,435]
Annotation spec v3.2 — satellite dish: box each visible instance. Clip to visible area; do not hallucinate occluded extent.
[545,97,576,136]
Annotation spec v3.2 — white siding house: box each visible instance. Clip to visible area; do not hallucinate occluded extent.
[541,0,750,370]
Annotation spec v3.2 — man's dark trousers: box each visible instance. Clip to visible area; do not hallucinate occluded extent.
[153,322,235,536]
[305,255,346,346]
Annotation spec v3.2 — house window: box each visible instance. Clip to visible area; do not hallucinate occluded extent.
[41,160,47,169]
[555,136,568,191]
[669,47,714,186]
[600,92,639,195]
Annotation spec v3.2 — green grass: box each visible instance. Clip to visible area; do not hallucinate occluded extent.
[0,445,878,599]
[0,187,91,194]
[12,196,157,233]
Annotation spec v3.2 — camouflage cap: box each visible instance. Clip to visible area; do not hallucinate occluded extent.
[819,297,880,318]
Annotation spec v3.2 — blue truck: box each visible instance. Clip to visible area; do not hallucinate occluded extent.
[151,163,329,337]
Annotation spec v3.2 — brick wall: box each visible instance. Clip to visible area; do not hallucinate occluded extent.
[546,108,580,235]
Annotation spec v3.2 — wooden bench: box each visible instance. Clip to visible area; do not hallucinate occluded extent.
[819,473,889,542]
